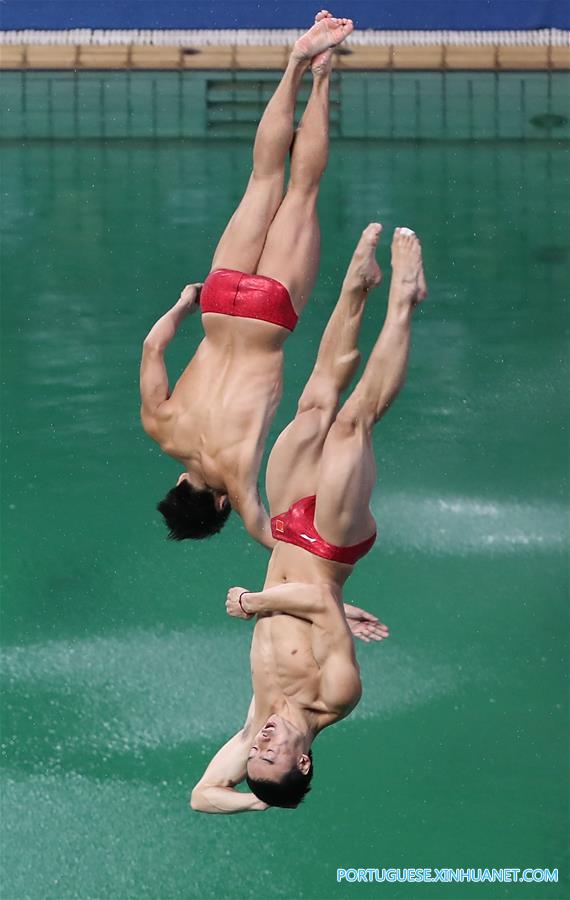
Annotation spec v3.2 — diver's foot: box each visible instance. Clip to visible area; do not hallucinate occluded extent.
[292,9,354,62]
[311,46,334,75]
[344,223,383,292]
[390,228,428,307]
[310,11,335,73]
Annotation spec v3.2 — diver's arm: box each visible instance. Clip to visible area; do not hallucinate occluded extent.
[191,781,267,814]
[227,464,276,552]
[226,583,327,622]
[140,283,201,417]
[190,700,268,815]
[236,492,275,551]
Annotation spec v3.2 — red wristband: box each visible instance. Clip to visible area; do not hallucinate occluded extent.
[238,591,252,617]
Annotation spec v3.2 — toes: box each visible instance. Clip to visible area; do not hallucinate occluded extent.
[393,226,418,247]
[363,222,382,245]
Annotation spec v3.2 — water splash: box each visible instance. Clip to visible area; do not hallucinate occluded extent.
[371,492,567,555]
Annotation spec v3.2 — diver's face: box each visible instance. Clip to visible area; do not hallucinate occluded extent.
[246,715,308,781]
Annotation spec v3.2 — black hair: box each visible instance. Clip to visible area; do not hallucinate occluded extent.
[157,479,231,541]
[246,751,313,809]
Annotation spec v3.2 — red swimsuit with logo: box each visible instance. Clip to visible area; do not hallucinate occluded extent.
[200,268,298,332]
[271,495,376,566]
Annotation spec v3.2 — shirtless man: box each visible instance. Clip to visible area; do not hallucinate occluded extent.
[140,11,354,548]
[190,223,427,812]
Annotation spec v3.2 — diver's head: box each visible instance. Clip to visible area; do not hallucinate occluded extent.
[245,715,313,808]
[157,473,230,541]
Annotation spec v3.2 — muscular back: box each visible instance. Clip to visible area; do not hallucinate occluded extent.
[149,313,286,483]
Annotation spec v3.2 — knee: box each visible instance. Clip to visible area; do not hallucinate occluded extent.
[333,404,373,436]
[330,414,359,439]
[297,376,338,418]
[285,178,320,202]
[249,170,285,200]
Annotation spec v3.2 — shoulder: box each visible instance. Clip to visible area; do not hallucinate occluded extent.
[319,652,362,719]
[141,408,160,440]
[141,402,173,436]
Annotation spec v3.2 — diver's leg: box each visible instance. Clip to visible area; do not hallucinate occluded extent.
[265,222,381,515]
[256,16,353,313]
[210,11,353,275]
[255,63,329,313]
[209,58,308,274]
[313,228,427,545]
[298,223,382,404]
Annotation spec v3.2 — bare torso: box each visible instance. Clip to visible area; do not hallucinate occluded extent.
[249,543,361,733]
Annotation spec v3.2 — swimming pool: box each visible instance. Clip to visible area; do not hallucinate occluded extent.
[1,69,569,139]
[1,71,568,898]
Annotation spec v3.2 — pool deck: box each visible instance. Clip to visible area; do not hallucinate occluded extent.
[1,42,569,70]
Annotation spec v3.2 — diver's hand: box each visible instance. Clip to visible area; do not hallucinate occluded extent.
[177,283,203,316]
[226,587,255,619]
[343,602,389,643]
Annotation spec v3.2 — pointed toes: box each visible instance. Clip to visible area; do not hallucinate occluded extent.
[364,222,383,246]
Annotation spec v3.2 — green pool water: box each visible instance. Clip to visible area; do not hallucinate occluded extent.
[0,74,568,900]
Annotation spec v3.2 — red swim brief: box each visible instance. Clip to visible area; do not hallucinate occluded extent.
[200,268,298,332]
[271,495,376,566]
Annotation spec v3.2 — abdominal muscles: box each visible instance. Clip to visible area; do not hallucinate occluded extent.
[251,615,321,706]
